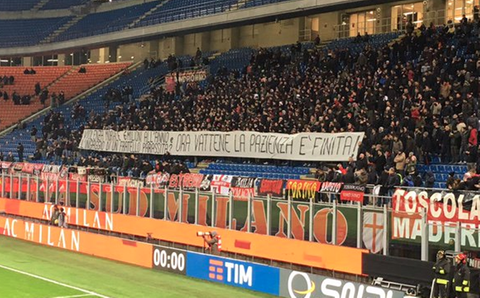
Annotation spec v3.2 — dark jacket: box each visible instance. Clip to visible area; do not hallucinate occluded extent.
[453,262,470,293]
[433,257,451,284]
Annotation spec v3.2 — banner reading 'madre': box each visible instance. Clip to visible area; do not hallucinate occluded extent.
[79,130,365,161]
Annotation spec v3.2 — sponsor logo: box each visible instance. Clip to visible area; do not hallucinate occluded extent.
[207,259,252,286]
[282,270,404,298]
[186,252,279,295]
[288,271,315,298]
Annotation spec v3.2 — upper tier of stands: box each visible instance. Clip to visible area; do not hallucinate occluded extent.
[0,17,73,48]
[133,0,238,28]
[54,1,161,42]
[41,0,90,10]
[0,0,295,46]
[0,0,39,11]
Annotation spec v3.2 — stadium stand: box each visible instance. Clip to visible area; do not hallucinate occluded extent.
[1,15,480,192]
[46,62,132,99]
[0,17,73,48]
[54,1,161,42]
[0,63,130,130]
[0,0,40,11]
[41,0,91,10]
[133,0,239,28]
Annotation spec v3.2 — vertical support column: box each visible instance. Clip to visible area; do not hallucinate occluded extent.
[178,187,183,222]
[75,180,80,208]
[332,199,337,245]
[27,174,31,201]
[287,194,292,239]
[211,191,216,228]
[383,204,389,256]
[98,181,103,212]
[17,174,22,200]
[86,181,90,210]
[136,184,140,217]
[150,184,154,218]
[357,202,363,249]
[111,181,115,213]
[455,221,461,252]
[195,188,199,225]
[65,177,70,206]
[267,194,272,236]
[36,176,40,203]
[122,184,127,215]
[164,187,168,220]
[10,172,14,199]
[421,208,429,261]
[1,172,5,197]
[309,196,314,242]
[228,191,233,230]
[55,178,59,204]
[247,193,252,233]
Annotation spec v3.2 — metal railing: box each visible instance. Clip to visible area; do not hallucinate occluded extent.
[2,171,479,262]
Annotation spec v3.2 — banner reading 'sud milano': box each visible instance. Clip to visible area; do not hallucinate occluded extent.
[79,130,364,161]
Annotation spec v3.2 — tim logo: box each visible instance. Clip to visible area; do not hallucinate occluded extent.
[208,259,252,286]
[208,259,224,281]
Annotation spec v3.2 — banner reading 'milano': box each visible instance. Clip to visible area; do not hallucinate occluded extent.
[79,130,365,161]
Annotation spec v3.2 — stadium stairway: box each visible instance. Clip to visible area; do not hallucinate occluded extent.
[127,0,171,29]
[40,13,88,44]
[32,0,51,11]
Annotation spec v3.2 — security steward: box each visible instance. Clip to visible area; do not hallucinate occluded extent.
[432,250,450,298]
[453,253,470,298]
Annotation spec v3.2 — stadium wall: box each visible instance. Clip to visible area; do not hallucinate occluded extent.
[0,197,368,275]
[0,214,406,298]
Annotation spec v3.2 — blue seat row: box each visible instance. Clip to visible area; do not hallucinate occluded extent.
[208,163,309,174]
[200,169,299,180]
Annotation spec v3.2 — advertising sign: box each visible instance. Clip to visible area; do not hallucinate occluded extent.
[0,215,152,268]
[186,251,280,295]
[279,269,405,298]
[152,245,187,275]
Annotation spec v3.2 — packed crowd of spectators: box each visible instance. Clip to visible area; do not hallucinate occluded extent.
[6,19,480,189]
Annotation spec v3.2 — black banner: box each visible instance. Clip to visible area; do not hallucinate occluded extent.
[230,177,256,188]
[257,179,284,197]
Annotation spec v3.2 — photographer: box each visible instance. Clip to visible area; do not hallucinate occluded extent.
[198,231,221,252]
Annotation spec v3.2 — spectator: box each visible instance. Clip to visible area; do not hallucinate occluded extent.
[17,143,24,162]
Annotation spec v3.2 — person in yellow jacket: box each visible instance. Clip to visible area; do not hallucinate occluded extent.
[432,250,450,298]
[453,253,470,298]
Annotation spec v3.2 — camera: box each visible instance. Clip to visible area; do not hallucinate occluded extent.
[196,231,211,237]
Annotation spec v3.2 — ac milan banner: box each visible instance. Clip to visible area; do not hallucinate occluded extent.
[145,173,170,188]
[210,175,233,195]
[168,173,204,191]
[230,177,257,199]
[340,184,366,202]
[79,130,364,161]
[285,180,321,200]
[257,179,284,197]
[319,182,343,193]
